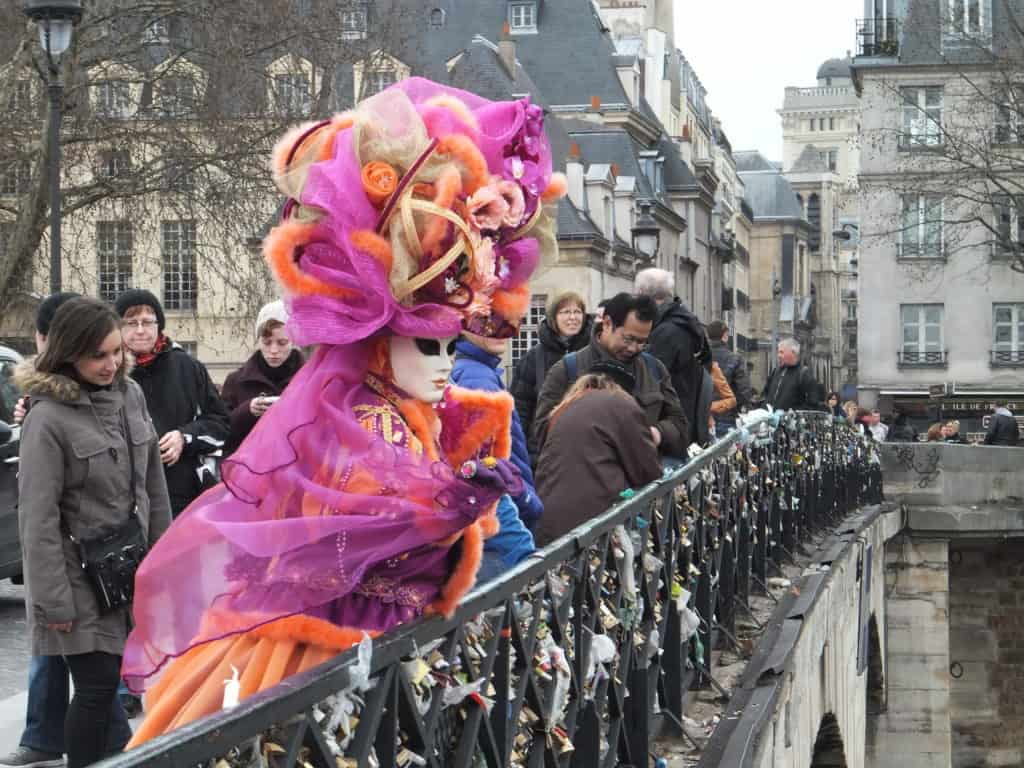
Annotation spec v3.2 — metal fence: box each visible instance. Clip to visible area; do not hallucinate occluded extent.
[99,411,882,768]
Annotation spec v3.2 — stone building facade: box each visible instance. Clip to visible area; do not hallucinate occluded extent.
[736,151,814,391]
[780,57,862,396]
[851,0,1024,429]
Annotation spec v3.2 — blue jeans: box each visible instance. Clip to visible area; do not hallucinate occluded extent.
[19,655,132,756]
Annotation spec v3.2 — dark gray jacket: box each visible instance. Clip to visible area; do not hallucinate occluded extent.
[645,300,711,446]
[709,340,752,415]
[532,340,688,458]
[15,364,171,657]
[984,411,1020,446]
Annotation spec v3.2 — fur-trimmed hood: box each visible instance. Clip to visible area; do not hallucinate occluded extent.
[13,358,133,404]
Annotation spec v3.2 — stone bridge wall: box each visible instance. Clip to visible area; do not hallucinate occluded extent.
[949,540,1024,767]
[698,444,1023,768]
[879,443,1024,526]
[872,444,1024,768]
[704,504,902,767]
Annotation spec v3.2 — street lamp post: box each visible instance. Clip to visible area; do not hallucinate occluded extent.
[832,222,860,272]
[22,0,82,294]
[631,200,660,263]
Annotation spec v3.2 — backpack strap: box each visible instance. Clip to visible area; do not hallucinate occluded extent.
[564,351,578,386]
[534,345,547,395]
[640,352,662,385]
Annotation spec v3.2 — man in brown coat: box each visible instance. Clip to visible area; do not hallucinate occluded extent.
[532,292,689,459]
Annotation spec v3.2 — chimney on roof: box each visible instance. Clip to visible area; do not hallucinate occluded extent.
[591,96,602,111]
[610,163,620,180]
[566,142,584,211]
[498,22,516,81]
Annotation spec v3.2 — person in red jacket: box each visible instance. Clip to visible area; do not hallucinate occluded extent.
[220,300,304,457]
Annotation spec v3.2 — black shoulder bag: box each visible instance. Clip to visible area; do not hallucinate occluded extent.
[67,408,148,614]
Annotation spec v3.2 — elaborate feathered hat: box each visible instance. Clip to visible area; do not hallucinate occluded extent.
[264,78,566,345]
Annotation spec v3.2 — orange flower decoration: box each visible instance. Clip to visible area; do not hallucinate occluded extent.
[361,161,398,207]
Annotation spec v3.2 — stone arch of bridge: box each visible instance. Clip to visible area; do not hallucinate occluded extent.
[866,613,885,714]
[810,712,848,767]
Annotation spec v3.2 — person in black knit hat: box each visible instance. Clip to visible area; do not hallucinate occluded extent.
[113,288,229,518]
[109,289,228,719]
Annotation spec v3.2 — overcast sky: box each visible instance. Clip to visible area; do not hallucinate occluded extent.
[675,0,863,161]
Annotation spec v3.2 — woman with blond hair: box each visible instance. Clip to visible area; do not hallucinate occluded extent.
[534,369,662,546]
[511,291,593,463]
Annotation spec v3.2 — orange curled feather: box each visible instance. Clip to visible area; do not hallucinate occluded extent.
[264,219,352,299]
[423,94,480,136]
[427,520,484,618]
[542,172,568,202]
[350,229,394,274]
[316,113,355,162]
[419,166,464,257]
[271,120,323,178]
[490,284,531,323]
[270,113,354,179]
[437,134,489,196]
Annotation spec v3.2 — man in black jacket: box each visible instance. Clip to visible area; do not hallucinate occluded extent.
[533,292,688,459]
[706,319,752,436]
[763,338,822,412]
[115,289,230,517]
[984,403,1020,446]
[634,268,711,446]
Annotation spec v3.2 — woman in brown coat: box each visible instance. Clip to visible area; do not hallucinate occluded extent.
[534,373,663,546]
[16,298,171,768]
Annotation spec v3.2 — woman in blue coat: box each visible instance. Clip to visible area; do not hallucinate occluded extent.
[451,332,541,577]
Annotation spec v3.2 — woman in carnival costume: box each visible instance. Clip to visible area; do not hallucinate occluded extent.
[123,77,566,746]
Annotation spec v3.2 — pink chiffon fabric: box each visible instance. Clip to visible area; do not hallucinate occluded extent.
[123,344,500,693]
[122,78,556,693]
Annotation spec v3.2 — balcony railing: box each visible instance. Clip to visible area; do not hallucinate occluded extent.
[721,287,735,311]
[898,349,948,367]
[97,414,882,768]
[991,241,1022,261]
[994,123,1024,145]
[735,289,751,312]
[856,17,900,57]
[897,242,947,261]
[897,132,944,151]
[991,349,1024,366]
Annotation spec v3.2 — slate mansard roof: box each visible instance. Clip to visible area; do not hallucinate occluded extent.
[410,0,632,110]
[735,152,805,221]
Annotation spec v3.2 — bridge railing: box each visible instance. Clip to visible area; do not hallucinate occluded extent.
[99,411,882,768]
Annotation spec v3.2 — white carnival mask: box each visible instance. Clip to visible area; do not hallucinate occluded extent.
[389,336,457,403]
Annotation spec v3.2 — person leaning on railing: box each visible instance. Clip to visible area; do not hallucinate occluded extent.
[533,368,663,547]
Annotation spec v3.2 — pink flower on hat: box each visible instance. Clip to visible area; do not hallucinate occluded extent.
[496,180,526,228]
[467,184,510,232]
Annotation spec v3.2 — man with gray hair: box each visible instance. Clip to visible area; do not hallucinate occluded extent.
[763,338,822,411]
[634,268,711,445]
